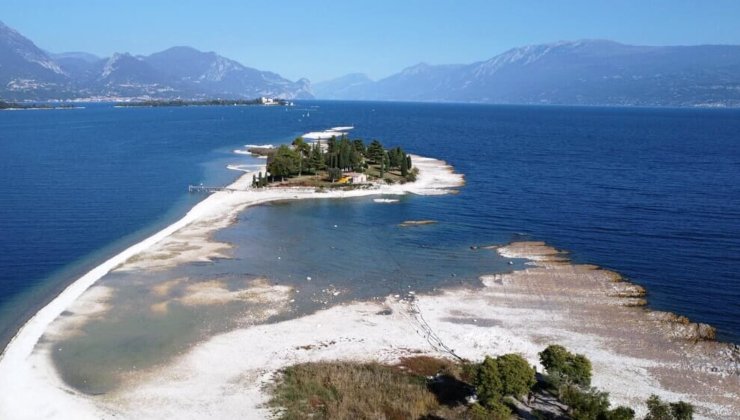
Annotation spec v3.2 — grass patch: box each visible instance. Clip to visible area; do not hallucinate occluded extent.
[268,361,441,419]
[397,355,456,376]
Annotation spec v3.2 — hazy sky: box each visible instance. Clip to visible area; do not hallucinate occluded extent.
[2,1,740,82]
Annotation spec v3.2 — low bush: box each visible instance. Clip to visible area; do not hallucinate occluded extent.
[645,394,694,420]
[539,344,592,387]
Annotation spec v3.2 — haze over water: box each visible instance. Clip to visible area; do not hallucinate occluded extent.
[0,101,739,345]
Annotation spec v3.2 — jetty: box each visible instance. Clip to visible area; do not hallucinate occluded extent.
[188,185,234,194]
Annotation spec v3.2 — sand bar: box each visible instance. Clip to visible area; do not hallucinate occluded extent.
[0,154,463,419]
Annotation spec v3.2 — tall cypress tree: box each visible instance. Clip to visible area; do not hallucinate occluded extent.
[401,152,409,177]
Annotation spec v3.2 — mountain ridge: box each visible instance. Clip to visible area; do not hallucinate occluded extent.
[316,39,740,107]
[4,19,740,107]
[0,20,313,101]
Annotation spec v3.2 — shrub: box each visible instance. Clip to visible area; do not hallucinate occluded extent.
[474,353,535,414]
[475,356,503,407]
[468,402,511,420]
[539,344,592,387]
[496,354,536,398]
[605,406,636,420]
[645,395,694,420]
[468,403,490,420]
[646,395,672,420]
[406,167,419,182]
[560,386,611,420]
[326,167,342,182]
[670,401,694,420]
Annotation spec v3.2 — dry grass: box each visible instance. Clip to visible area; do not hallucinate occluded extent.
[267,358,483,419]
[268,361,442,419]
[397,356,458,377]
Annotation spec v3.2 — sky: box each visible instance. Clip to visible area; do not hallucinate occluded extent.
[2,1,740,82]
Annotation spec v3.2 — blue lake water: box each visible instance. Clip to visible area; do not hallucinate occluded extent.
[1,101,739,345]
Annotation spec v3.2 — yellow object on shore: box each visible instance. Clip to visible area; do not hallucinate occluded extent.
[338,176,351,184]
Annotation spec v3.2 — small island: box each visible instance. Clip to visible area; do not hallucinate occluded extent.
[115,97,292,108]
[251,136,417,189]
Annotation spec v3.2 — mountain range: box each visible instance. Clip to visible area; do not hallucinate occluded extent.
[0,21,312,101]
[315,40,740,107]
[3,19,740,107]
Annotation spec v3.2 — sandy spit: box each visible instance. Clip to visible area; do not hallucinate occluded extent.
[0,155,463,419]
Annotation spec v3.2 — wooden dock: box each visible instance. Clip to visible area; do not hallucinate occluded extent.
[188,185,234,194]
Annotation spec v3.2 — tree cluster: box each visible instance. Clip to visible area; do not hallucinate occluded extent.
[253,135,416,186]
[537,345,694,420]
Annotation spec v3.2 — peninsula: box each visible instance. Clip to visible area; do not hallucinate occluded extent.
[0,128,737,420]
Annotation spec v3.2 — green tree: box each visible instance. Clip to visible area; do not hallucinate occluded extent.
[308,143,325,174]
[352,139,366,155]
[292,137,311,175]
[474,356,503,407]
[646,395,672,420]
[388,147,400,168]
[338,137,352,170]
[670,401,693,420]
[400,151,409,177]
[349,149,361,171]
[327,167,342,182]
[291,137,311,158]
[327,136,338,154]
[539,344,592,387]
[495,354,536,398]
[366,140,385,164]
[407,154,412,169]
[560,386,611,420]
[268,145,300,181]
[645,395,693,420]
[604,406,635,420]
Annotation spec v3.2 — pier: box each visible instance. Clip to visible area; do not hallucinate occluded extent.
[188,185,234,194]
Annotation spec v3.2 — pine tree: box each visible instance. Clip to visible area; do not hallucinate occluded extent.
[407,155,412,169]
[366,140,385,164]
[308,143,324,174]
[353,139,366,155]
[401,152,409,177]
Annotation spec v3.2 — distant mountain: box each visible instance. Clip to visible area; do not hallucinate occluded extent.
[0,21,312,101]
[50,52,102,85]
[316,40,740,107]
[50,51,100,63]
[0,21,74,100]
[313,73,373,99]
[145,46,312,99]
